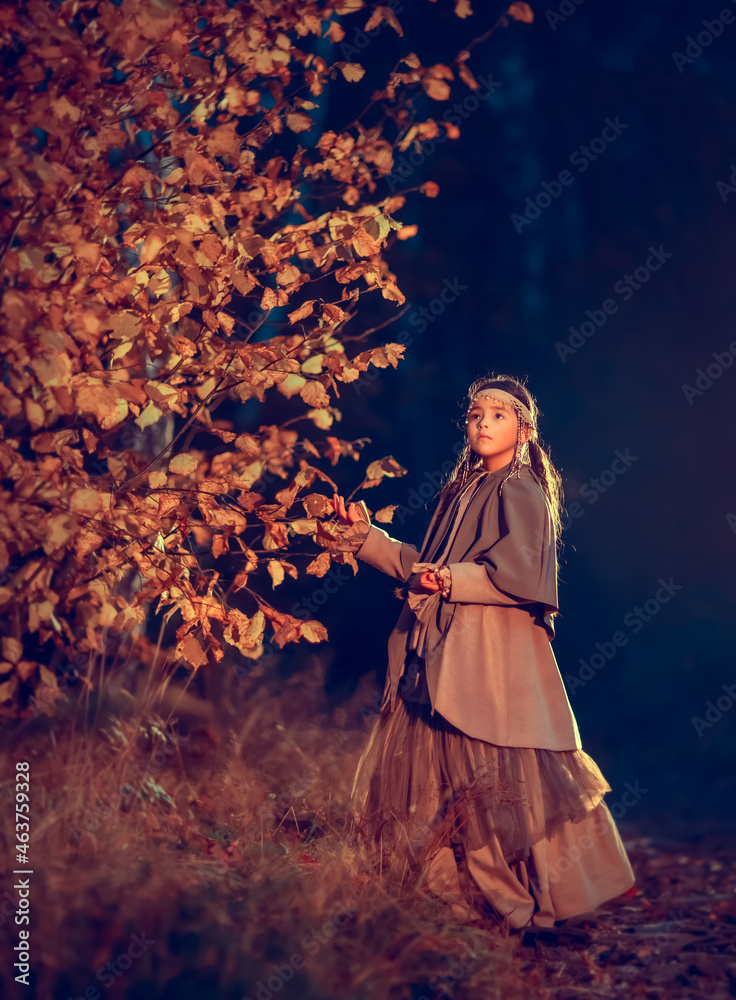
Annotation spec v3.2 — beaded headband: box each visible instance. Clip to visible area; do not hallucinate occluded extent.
[467,387,536,428]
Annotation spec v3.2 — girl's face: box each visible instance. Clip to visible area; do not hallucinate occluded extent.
[465,396,530,472]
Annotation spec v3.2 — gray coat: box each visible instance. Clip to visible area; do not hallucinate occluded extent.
[355,462,583,751]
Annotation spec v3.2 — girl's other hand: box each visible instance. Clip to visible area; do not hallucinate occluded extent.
[418,571,442,593]
[331,494,369,526]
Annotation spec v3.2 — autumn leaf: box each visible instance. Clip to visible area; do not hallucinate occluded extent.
[396,224,418,241]
[69,489,114,518]
[375,505,398,523]
[301,620,328,643]
[289,518,318,535]
[423,78,451,101]
[111,604,147,634]
[305,551,332,578]
[365,6,404,35]
[2,638,22,664]
[288,299,315,323]
[300,380,331,408]
[139,230,168,265]
[355,343,406,370]
[169,454,199,475]
[286,112,313,133]
[365,456,408,480]
[302,493,333,517]
[0,675,20,704]
[306,408,334,430]
[508,1,534,22]
[223,609,265,657]
[267,559,298,587]
[176,632,208,670]
[340,63,365,82]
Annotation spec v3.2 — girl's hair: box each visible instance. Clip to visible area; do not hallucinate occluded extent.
[431,373,564,548]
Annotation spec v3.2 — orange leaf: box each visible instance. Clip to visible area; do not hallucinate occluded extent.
[272,616,302,648]
[423,78,451,101]
[140,230,167,265]
[301,620,328,643]
[267,560,298,587]
[2,638,22,664]
[380,282,405,305]
[352,229,382,257]
[366,456,407,480]
[365,6,404,35]
[169,453,199,475]
[305,551,331,578]
[375,505,398,523]
[508,1,534,22]
[288,299,315,323]
[176,632,208,670]
[326,20,345,42]
[286,112,313,133]
[421,181,440,198]
[112,604,147,634]
[69,489,113,518]
[300,381,330,408]
[341,63,365,82]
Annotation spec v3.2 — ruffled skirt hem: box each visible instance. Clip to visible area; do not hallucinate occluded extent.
[349,693,612,866]
[347,691,636,927]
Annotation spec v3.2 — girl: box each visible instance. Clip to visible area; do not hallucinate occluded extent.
[329,374,637,930]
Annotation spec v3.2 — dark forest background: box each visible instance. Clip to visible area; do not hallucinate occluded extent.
[237,0,735,844]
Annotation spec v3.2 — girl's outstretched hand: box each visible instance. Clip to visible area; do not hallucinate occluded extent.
[331,494,370,527]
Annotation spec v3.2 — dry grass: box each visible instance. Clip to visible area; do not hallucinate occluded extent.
[0,652,543,1000]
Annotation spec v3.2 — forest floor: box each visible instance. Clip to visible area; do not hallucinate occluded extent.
[1,655,734,1000]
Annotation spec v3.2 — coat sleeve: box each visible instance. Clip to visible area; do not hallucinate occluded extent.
[447,564,538,605]
[355,524,420,582]
[445,476,559,611]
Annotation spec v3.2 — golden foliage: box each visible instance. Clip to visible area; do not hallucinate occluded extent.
[0,0,530,718]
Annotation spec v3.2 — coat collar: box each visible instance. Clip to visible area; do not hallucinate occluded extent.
[420,459,525,563]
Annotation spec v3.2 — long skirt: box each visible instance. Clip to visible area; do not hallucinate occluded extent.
[348,660,636,929]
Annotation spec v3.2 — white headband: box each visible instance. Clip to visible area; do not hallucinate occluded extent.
[468,388,535,428]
